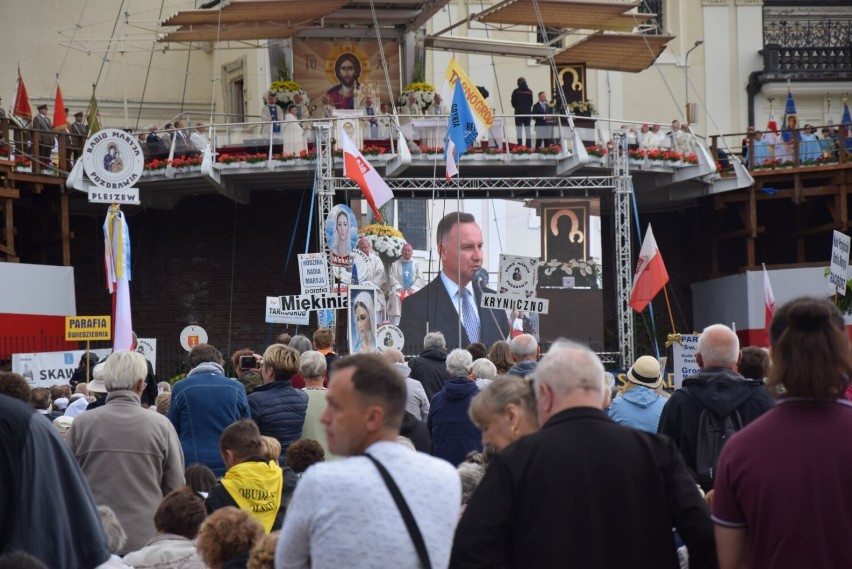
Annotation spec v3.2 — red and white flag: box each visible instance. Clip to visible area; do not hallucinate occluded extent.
[629,224,670,312]
[445,138,458,180]
[11,67,32,121]
[342,130,393,222]
[762,263,775,340]
[53,84,67,130]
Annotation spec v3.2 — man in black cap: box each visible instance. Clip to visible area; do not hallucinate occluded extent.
[69,111,87,163]
[32,103,54,165]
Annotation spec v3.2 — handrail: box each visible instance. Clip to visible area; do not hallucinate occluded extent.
[710,123,851,172]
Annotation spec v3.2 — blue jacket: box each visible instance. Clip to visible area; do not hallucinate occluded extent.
[507,359,537,378]
[607,385,668,433]
[169,370,250,477]
[248,379,308,461]
[427,377,482,466]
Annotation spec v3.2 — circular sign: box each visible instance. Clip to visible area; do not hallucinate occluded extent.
[82,128,145,191]
[180,325,208,352]
[352,250,371,284]
[375,325,405,354]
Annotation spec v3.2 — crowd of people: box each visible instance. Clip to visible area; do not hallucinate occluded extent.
[3,295,852,568]
[741,123,852,166]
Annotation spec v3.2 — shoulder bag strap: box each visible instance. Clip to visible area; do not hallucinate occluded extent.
[364,453,432,569]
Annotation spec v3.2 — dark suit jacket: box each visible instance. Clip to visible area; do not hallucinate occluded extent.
[532,101,551,126]
[451,408,717,569]
[399,276,509,352]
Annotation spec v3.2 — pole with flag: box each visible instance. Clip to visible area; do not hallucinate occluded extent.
[444,80,480,180]
[762,263,775,345]
[341,129,393,222]
[11,67,32,122]
[104,204,133,351]
[52,84,67,130]
[86,86,101,137]
[839,96,852,159]
[781,84,798,145]
[629,224,670,313]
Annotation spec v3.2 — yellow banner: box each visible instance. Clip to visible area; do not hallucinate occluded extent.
[65,316,112,341]
[444,58,494,129]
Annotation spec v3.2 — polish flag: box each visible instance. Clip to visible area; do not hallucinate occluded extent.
[53,84,67,130]
[341,130,393,222]
[629,225,669,312]
[762,263,775,342]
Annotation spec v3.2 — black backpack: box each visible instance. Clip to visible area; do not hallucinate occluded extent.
[681,387,744,491]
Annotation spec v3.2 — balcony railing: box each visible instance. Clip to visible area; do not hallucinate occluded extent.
[762,17,852,74]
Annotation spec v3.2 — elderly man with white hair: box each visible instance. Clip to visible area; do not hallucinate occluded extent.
[451,339,717,569]
[657,323,773,493]
[67,350,185,555]
[506,333,540,378]
[427,348,481,466]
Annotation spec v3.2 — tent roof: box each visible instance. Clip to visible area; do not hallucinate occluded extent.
[475,0,653,33]
[158,0,449,42]
[552,32,674,73]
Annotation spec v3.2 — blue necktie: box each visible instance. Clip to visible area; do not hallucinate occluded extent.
[460,288,480,343]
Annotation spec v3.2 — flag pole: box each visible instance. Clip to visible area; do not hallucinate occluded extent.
[662,284,677,336]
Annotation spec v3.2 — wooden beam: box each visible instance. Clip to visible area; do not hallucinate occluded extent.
[0,187,20,198]
[3,196,14,261]
[60,192,71,267]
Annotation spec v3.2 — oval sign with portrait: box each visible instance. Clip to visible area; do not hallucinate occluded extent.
[375,325,404,354]
[326,204,357,267]
[82,128,144,191]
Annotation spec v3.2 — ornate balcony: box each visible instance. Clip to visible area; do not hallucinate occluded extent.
[760,10,852,80]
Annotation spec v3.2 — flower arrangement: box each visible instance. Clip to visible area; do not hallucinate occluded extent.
[268,80,310,109]
[539,144,562,155]
[510,145,536,155]
[420,146,444,155]
[399,82,437,112]
[15,157,32,168]
[538,257,602,289]
[628,149,646,160]
[358,223,407,265]
[661,150,681,162]
[568,100,596,116]
[585,145,607,157]
[0,146,9,158]
[273,153,298,162]
[300,149,317,160]
[683,153,699,165]
[362,146,386,156]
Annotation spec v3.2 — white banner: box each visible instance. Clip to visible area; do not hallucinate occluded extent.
[672,334,700,390]
[266,296,310,325]
[88,187,140,205]
[12,338,157,388]
[480,293,549,314]
[13,348,114,388]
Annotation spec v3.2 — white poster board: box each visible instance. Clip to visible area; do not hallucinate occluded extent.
[829,230,851,295]
[266,296,310,325]
[672,334,700,390]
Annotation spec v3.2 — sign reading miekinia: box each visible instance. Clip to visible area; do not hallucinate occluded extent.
[82,128,145,191]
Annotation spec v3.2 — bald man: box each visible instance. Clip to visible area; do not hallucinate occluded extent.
[657,324,773,492]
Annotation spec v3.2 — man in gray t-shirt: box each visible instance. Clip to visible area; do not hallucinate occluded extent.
[276,354,460,569]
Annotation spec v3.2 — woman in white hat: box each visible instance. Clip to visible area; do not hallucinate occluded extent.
[606,355,669,433]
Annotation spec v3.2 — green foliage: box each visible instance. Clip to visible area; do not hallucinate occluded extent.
[276,58,291,82]
[413,59,425,83]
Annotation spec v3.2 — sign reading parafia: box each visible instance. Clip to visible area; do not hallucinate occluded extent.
[672,334,700,389]
[65,316,111,341]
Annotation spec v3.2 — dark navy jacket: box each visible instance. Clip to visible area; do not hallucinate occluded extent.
[427,376,482,466]
[249,379,309,462]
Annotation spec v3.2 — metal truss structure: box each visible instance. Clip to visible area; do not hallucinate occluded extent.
[611,130,635,368]
[314,129,634,367]
[328,175,616,197]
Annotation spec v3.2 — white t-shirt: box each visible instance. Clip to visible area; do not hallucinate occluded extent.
[276,440,461,569]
